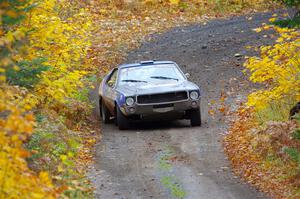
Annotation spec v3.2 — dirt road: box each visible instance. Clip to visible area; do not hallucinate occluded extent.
[89,12,278,199]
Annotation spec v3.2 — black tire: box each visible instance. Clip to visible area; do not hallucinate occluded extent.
[190,109,201,127]
[100,100,111,124]
[116,106,129,130]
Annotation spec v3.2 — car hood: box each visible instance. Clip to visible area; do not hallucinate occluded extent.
[117,80,199,96]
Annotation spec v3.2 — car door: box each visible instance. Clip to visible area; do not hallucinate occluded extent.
[103,68,118,114]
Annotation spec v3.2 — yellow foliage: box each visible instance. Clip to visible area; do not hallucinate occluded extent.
[1,2,55,196]
[0,0,93,197]
[169,0,180,5]
[0,86,57,198]
[19,0,93,106]
[245,26,300,116]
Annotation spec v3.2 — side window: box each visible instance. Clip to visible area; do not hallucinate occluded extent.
[107,69,118,87]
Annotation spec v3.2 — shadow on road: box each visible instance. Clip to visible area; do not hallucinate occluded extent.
[105,119,193,131]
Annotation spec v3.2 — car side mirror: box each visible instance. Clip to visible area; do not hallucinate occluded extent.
[185,73,190,79]
[107,80,114,87]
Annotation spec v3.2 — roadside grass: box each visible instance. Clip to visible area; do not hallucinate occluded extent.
[156,148,187,199]
[24,75,98,197]
[272,14,300,28]
[273,17,300,27]
[158,149,174,171]
[225,99,300,197]
[255,99,297,123]
[161,176,187,199]
[224,109,300,198]
[26,113,94,198]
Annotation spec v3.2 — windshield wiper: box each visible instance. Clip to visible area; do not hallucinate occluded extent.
[122,79,147,83]
[150,76,178,81]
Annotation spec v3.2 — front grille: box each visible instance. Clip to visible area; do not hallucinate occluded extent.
[153,104,174,109]
[137,91,188,104]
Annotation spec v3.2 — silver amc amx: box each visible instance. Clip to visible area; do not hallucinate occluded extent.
[98,60,201,130]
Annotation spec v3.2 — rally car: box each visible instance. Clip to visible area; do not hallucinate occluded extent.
[98,60,201,130]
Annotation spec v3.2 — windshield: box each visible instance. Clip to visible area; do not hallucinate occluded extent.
[118,64,185,86]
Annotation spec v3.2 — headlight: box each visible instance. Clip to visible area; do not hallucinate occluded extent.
[190,91,199,100]
[125,97,135,106]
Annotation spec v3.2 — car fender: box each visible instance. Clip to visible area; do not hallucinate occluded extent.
[116,92,126,107]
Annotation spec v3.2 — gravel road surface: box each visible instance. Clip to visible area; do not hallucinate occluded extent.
[89,11,279,199]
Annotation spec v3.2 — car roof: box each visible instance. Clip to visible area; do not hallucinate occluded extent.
[118,60,175,69]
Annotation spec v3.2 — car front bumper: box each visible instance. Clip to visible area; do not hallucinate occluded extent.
[120,98,200,120]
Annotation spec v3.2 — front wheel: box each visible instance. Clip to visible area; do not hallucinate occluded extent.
[116,106,130,130]
[190,109,201,127]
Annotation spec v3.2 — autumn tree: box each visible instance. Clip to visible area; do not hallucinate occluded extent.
[0,1,58,198]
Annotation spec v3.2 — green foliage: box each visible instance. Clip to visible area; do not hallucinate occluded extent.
[284,147,300,164]
[158,149,174,171]
[293,113,300,122]
[73,88,90,102]
[1,0,31,25]
[293,129,300,140]
[25,115,92,197]
[278,0,300,7]
[161,176,186,199]
[63,177,93,199]
[26,116,81,171]
[272,16,300,28]
[2,12,25,25]
[0,1,33,74]
[72,75,97,102]
[272,0,300,28]
[63,188,93,199]
[178,2,188,10]
[6,58,49,88]
[35,113,46,123]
